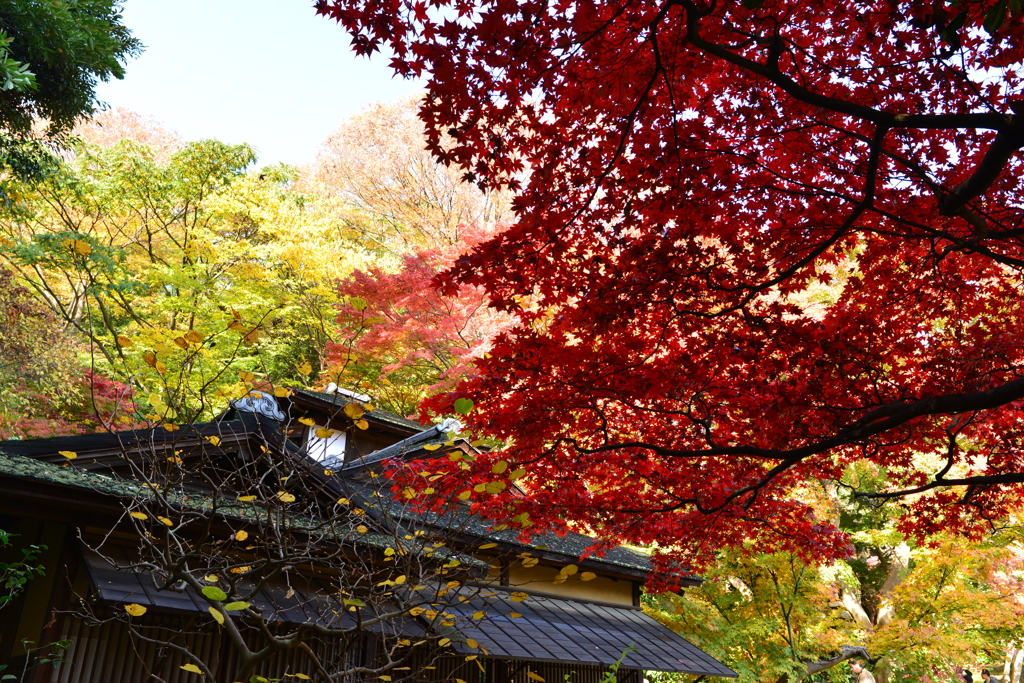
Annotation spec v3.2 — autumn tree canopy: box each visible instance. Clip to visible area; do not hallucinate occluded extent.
[308,97,510,257]
[0,0,139,190]
[316,0,1024,573]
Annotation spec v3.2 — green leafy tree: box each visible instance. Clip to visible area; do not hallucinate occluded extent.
[0,136,385,423]
[0,527,45,609]
[0,0,140,135]
[0,0,139,201]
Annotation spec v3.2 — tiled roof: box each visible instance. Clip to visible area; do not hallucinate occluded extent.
[340,424,452,472]
[0,418,252,459]
[339,471,654,577]
[0,450,482,566]
[414,505,653,576]
[293,389,425,431]
[447,589,737,676]
[0,447,142,496]
[0,417,658,578]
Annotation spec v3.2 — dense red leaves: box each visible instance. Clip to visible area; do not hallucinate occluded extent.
[326,226,509,414]
[320,0,1024,578]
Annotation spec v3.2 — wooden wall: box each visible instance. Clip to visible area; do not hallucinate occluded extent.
[40,614,640,683]
[44,612,369,683]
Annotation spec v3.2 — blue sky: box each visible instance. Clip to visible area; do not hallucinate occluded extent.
[94,0,424,166]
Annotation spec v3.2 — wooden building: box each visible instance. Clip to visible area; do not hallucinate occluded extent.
[0,389,736,683]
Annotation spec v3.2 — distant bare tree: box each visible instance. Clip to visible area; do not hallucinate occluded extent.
[307,97,511,257]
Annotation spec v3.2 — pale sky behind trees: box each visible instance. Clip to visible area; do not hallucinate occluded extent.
[94,0,424,166]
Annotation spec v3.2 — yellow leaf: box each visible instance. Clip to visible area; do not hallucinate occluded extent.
[73,239,92,255]
[208,606,225,624]
[527,673,545,682]
[155,361,168,374]
[337,497,349,505]
[423,443,442,451]
[344,402,365,419]
[59,450,77,460]
[184,330,204,344]
[167,456,183,465]
[116,335,133,348]
[181,664,203,674]
[509,592,529,602]
[288,675,312,681]
[355,419,369,430]
[521,557,539,568]
[492,460,509,474]
[174,336,189,350]
[205,575,218,582]
[323,469,334,476]
[379,677,392,682]
[458,490,472,500]
[229,566,251,574]
[207,436,222,446]
[466,638,479,649]
[129,511,148,520]
[356,525,368,533]
[364,403,376,412]
[274,387,291,397]
[509,468,527,480]
[163,423,179,432]
[243,329,259,345]
[234,530,248,541]
[580,572,597,581]
[228,320,247,333]
[142,351,157,367]
[157,516,174,527]
[315,427,333,439]
[296,361,312,375]
[238,495,257,502]
[394,575,406,585]
[473,611,485,620]
[277,491,296,503]
[478,542,497,549]
[238,371,256,382]
[298,417,315,426]
[484,481,507,494]
[561,564,578,576]
[438,638,451,647]
[124,603,146,617]
[509,612,522,619]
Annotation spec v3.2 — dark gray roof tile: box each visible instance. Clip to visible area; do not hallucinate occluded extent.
[449,591,736,676]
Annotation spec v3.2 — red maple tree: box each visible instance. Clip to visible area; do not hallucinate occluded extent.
[317,0,1024,575]
[326,226,510,416]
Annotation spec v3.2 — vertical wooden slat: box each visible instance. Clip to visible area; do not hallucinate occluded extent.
[50,614,640,683]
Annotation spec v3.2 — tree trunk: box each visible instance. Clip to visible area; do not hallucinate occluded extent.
[1008,645,1023,683]
[874,658,891,683]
